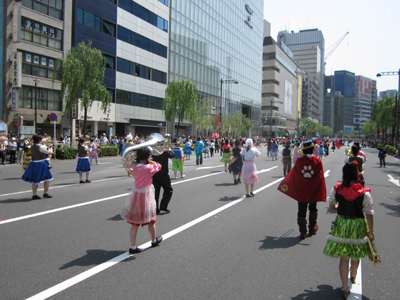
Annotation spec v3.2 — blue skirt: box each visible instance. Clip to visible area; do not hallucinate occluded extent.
[76,157,91,174]
[21,160,53,184]
[184,146,192,154]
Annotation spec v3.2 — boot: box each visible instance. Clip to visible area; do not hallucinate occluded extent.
[308,211,319,236]
[297,217,308,239]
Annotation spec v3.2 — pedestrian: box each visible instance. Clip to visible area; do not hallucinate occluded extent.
[21,135,53,199]
[0,136,7,165]
[241,138,261,198]
[17,137,24,164]
[344,142,365,186]
[282,142,292,177]
[220,139,232,172]
[8,137,17,164]
[292,142,301,165]
[271,140,279,160]
[152,146,175,214]
[377,144,387,168]
[89,138,100,165]
[120,147,163,254]
[318,143,325,159]
[76,138,91,183]
[277,140,326,239]
[323,162,375,299]
[194,137,204,165]
[229,140,243,184]
[331,141,336,152]
[215,138,220,155]
[203,139,210,158]
[172,140,185,179]
[183,139,192,160]
[210,139,215,157]
[267,138,272,157]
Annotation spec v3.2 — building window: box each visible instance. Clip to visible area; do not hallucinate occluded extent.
[117,26,167,58]
[103,20,115,37]
[21,18,62,50]
[158,0,168,7]
[22,51,58,80]
[19,85,61,111]
[116,89,163,110]
[117,57,167,84]
[22,0,63,20]
[104,54,115,69]
[77,8,101,31]
[118,0,168,32]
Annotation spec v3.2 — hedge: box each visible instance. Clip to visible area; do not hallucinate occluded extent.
[54,146,119,160]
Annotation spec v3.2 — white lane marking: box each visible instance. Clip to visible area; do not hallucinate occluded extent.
[26,178,284,300]
[0,177,124,198]
[388,175,400,187]
[0,194,128,225]
[196,165,224,170]
[348,261,362,300]
[324,170,331,177]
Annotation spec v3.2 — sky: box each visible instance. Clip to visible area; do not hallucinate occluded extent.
[263,0,400,94]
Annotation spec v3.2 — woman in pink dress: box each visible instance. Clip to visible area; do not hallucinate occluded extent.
[241,138,261,198]
[121,147,163,254]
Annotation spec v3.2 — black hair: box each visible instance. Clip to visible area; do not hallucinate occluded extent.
[342,163,358,187]
[136,147,151,164]
[225,140,229,145]
[351,144,360,156]
[90,138,94,142]
[235,140,240,146]
[79,138,85,144]
[33,135,42,144]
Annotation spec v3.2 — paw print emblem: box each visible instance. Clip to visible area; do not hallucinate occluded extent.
[301,165,314,178]
[280,184,288,192]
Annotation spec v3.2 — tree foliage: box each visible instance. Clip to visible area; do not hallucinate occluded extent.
[224,111,252,137]
[193,98,214,137]
[163,79,199,136]
[371,97,396,141]
[53,41,111,136]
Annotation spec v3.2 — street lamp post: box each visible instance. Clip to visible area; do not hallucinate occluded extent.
[220,78,238,136]
[33,78,40,134]
[270,99,273,137]
[377,69,400,147]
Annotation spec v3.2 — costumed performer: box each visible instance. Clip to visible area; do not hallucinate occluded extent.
[277,140,326,239]
[220,139,232,172]
[241,138,261,198]
[89,138,100,165]
[344,142,365,186]
[121,147,163,254]
[76,138,91,183]
[183,138,192,160]
[21,135,53,199]
[292,142,301,165]
[271,140,279,161]
[229,140,243,184]
[323,162,374,299]
[282,142,292,177]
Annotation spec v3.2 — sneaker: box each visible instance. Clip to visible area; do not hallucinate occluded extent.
[43,194,53,198]
[250,192,255,197]
[151,236,163,247]
[181,175,186,178]
[32,195,41,200]
[85,179,91,183]
[128,247,143,254]
[234,179,238,185]
[237,178,242,183]
[246,194,251,198]
[160,209,170,214]
[79,180,85,184]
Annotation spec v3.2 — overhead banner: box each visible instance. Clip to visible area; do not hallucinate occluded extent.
[284,80,292,115]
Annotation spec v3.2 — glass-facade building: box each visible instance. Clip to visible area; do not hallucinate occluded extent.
[169,0,264,135]
[0,0,3,120]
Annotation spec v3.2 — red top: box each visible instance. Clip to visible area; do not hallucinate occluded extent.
[222,144,232,153]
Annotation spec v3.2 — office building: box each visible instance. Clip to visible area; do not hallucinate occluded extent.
[262,20,301,138]
[169,1,264,136]
[2,0,72,136]
[379,89,397,99]
[354,75,376,131]
[277,29,325,123]
[334,70,355,130]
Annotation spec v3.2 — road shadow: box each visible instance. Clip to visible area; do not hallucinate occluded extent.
[214,182,234,187]
[108,214,124,221]
[59,249,133,270]
[218,195,241,202]
[2,177,22,180]
[58,171,77,174]
[258,230,306,250]
[210,170,223,173]
[0,197,34,203]
[291,285,370,300]
[380,197,400,217]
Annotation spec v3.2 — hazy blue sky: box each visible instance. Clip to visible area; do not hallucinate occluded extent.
[264,0,400,94]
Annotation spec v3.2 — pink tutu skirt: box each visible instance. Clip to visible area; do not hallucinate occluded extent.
[241,160,259,184]
[121,185,157,226]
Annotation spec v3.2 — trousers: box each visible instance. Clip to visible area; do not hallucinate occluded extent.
[298,202,317,218]
[153,173,173,210]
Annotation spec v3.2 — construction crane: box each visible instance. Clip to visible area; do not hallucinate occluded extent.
[324,32,349,61]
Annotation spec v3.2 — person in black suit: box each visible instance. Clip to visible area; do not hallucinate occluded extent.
[152,146,175,214]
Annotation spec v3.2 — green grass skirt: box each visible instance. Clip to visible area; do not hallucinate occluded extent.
[220,152,231,163]
[323,215,369,260]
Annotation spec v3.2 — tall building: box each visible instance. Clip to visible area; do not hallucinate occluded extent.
[261,29,300,138]
[277,29,325,123]
[75,0,169,138]
[334,70,355,130]
[0,0,4,121]
[379,89,397,99]
[169,0,264,136]
[323,75,334,129]
[3,0,72,136]
[354,75,376,131]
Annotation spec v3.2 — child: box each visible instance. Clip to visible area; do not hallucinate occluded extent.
[318,143,325,159]
[282,142,292,177]
[241,138,261,197]
[292,142,301,165]
[194,137,204,165]
[76,138,91,183]
[172,141,185,179]
[89,138,100,165]
[121,147,163,254]
[203,139,210,158]
[183,139,192,160]
[229,140,243,184]
[220,140,232,171]
[271,140,279,161]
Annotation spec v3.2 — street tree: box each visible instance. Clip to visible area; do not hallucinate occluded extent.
[194,98,214,137]
[53,41,111,137]
[163,79,198,136]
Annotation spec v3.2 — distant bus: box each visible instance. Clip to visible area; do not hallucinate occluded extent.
[0,121,7,137]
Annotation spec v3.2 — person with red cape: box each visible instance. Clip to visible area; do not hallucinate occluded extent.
[277,140,326,239]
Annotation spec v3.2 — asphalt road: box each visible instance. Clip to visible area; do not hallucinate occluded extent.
[0,146,399,300]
